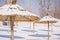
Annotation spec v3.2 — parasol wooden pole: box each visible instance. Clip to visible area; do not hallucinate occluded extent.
[10,15,14,40]
[29,21,31,29]
[33,22,35,33]
[48,21,50,40]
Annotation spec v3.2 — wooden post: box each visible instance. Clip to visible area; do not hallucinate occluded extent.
[10,15,14,40]
[33,22,35,33]
[29,21,31,29]
[48,21,50,40]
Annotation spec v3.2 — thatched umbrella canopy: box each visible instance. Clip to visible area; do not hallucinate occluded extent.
[0,4,39,21]
[0,4,39,40]
[0,0,40,40]
[35,13,58,40]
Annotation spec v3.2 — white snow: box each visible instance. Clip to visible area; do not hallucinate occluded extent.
[39,16,59,22]
[0,3,60,40]
[0,21,60,40]
[0,4,39,17]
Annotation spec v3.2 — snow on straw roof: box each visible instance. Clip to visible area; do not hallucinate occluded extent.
[35,15,59,23]
[0,4,23,9]
[0,4,39,17]
[38,13,58,22]
[40,16,59,21]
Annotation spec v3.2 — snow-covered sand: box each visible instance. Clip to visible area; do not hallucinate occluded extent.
[0,21,60,40]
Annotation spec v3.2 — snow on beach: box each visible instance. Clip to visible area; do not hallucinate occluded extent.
[0,21,60,40]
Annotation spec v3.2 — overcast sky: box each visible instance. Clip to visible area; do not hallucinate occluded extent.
[0,0,60,17]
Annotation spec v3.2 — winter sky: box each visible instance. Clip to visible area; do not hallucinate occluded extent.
[0,0,60,17]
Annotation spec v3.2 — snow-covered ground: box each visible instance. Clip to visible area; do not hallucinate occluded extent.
[0,21,60,40]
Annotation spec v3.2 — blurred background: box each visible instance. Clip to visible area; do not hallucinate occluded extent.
[0,0,60,19]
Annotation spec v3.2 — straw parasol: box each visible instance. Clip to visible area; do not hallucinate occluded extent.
[0,6,39,40]
[0,0,39,40]
[35,13,58,40]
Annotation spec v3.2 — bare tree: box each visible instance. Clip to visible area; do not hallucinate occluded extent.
[39,0,46,17]
[39,0,51,17]
[53,0,60,19]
